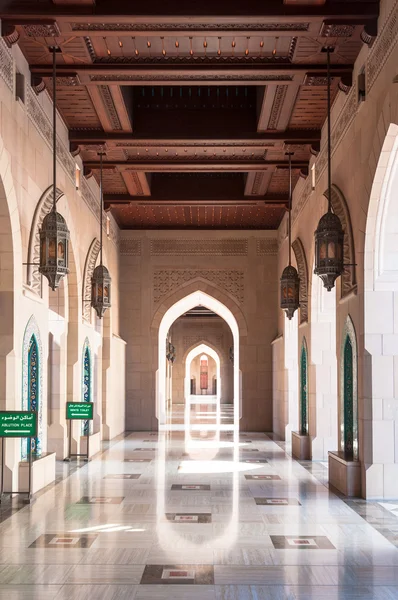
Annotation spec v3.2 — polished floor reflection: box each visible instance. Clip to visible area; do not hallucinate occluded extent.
[0,431,398,599]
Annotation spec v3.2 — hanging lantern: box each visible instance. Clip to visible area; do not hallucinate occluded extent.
[314,210,344,291]
[39,211,70,290]
[280,264,300,320]
[39,46,70,291]
[314,46,344,291]
[91,152,111,318]
[91,264,111,318]
[280,152,300,320]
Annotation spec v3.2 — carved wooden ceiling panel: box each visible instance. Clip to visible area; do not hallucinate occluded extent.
[1,0,380,229]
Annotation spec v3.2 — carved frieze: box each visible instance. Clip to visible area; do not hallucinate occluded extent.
[82,238,101,322]
[119,239,142,255]
[98,85,122,130]
[150,239,248,256]
[0,39,14,92]
[90,74,294,83]
[367,0,398,92]
[268,85,287,129]
[292,238,308,324]
[256,239,278,256]
[153,270,244,304]
[73,22,310,32]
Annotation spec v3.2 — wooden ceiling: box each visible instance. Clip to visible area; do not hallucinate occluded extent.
[1,0,379,229]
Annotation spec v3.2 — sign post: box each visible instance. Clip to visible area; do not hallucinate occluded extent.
[65,402,93,462]
[0,411,38,504]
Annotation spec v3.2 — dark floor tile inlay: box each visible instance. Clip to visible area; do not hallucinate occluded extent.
[103,474,140,479]
[255,497,301,506]
[171,484,210,491]
[29,534,97,548]
[77,496,124,504]
[124,458,152,463]
[165,513,212,523]
[141,564,214,585]
[245,475,281,480]
[242,459,268,464]
[133,448,156,451]
[271,535,335,549]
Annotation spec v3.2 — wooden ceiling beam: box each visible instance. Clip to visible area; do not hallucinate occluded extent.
[70,130,320,144]
[0,1,379,20]
[85,159,308,171]
[103,193,289,210]
[30,63,353,84]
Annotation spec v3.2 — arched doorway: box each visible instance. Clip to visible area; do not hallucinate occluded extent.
[157,291,240,430]
[363,123,398,497]
[184,343,222,432]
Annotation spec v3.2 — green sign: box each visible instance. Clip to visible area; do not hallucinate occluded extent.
[0,411,37,438]
[66,402,93,420]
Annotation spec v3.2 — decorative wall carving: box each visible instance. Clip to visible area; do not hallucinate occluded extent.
[256,239,278,255]
[251,173,264,196]
[0,39,14,91]
[82,238,101,322]
[292,238,308,324]
[319,23,355,37]
[153,270,244,304]
[150,239,248,256]
[367,0,398,92]
[326,184,357,298]
[119,239,142,255]
[268,85,288,129]
[98,85,122,130]
[130,172,145,195]
[23,23,61,37]
[27,186,64,295]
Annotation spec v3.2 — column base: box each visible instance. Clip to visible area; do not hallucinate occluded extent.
[328,451,361,497]
[18,452,56,495]
[292,432,311,460]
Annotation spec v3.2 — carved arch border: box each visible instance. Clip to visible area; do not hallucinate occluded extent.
[292,237,308,324]
[182,338,228,367]
[82,238,100,322]
[324,184,357,298]
[26,185,64,295]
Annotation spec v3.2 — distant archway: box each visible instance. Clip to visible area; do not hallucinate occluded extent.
[156,290,240,430]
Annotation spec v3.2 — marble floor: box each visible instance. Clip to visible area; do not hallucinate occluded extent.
[1,429,398,599]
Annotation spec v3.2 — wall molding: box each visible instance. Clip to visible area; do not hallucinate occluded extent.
[150,239,248,256]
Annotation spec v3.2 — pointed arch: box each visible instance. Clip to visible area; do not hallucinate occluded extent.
[22,316,43,458]
[26,185,64,294]
[292,237,308,323]
[82,238,101,322]
[300,337,309,435]
[340,315,358,460]
[324,184,357,298]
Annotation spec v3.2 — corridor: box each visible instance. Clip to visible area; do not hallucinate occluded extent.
[0,432,397,599]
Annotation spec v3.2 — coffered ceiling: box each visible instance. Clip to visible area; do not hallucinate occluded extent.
[1,0,379,229]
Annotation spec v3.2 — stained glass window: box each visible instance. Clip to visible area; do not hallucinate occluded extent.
[28,335,41,456]
[82,345,92,435]
[343,335,354,458]
[300,342,308,435]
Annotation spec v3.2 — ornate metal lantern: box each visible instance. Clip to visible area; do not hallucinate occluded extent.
[314,210,344,291]
[91,153,112,318]
[39,47,70,291]
[91,264,111,318]
[280,152,300,320]
[39,211,70,290]
[314,46,344,291]
[280,264,300,320]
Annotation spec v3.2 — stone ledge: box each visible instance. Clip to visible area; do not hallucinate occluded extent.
[18,452,56,495]
[328,451,361,497]
[292,431,311,460]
